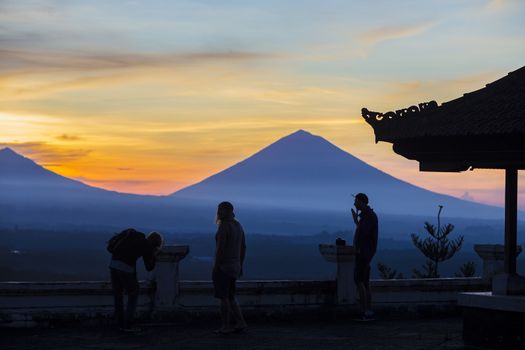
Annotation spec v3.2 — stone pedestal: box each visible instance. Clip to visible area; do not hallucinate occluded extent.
[154,245,189,309]
[474,244,525,295]
[474,244,522,282]
[319,244,357,305]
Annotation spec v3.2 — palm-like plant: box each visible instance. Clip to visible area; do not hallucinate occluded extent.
[411,205,464,278]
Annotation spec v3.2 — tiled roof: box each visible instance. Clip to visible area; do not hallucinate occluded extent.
[362,66,525,143]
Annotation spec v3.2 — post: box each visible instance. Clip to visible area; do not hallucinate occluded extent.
[504,168,518,274]
[319,244,357,304]
[493,168,525,295]
[154,245,189,309]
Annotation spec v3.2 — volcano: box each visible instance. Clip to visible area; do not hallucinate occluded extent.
[171,130,503,219]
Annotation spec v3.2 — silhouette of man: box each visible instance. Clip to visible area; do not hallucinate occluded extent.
[213,201,247,334]
[351,193,378,321]
[107,228,163,331]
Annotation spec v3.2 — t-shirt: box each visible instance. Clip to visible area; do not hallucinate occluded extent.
[353,206,379,262]
[107,228,156,272]
[214,220,246,279]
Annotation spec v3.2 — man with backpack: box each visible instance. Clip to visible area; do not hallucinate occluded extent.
[107,228,163,331]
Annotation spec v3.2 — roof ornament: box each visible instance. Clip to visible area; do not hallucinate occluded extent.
[361,100,438,124]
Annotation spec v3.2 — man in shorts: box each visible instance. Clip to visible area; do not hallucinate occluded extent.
[213,201,247,334]
[351,193,378,321]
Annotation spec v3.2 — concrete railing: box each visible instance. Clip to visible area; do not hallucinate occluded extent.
[0,243,503,327]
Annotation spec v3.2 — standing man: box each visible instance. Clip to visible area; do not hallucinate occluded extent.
[107,228,163,332]
[213,201,247,334]
[351,193,378,321]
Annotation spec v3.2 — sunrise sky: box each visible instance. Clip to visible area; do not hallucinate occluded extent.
[1,0,524,207]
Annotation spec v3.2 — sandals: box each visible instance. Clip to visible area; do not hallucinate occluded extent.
[213,326,248,335]
[233,326,248,334]
[213,328,235,335]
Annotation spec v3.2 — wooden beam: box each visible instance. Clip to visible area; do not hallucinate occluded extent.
[504,168,518,274]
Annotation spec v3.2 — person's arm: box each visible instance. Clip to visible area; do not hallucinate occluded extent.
[370,214,379,258]
[214,224,228,270]
[143,239,156,272]
[351,208,359,225]
[240,230,246,276]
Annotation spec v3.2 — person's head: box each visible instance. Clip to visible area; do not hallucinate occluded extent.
[147,231,163,250]
[353,193,369,211]
[216,201,235,224]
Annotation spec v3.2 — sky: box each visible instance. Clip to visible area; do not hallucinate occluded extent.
[1,0,524,208]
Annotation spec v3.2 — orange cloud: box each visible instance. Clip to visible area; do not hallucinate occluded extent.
[56,134,81,141]
[0,141,91,167]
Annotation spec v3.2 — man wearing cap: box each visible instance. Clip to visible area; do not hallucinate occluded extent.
[351,193,378,321]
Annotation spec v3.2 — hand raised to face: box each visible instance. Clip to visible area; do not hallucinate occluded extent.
[351,208,359,225]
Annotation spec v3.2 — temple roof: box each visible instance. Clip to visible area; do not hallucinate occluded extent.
[362,66,525,142]
[361,66,525,171]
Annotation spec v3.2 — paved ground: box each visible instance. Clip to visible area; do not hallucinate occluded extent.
[1,316,468,350]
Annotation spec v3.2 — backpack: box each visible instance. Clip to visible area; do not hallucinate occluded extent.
[107,229,134,254]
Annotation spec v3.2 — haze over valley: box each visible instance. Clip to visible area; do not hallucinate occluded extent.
[2,130,523,281]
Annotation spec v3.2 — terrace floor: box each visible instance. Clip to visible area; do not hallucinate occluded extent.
[1,316,467,350]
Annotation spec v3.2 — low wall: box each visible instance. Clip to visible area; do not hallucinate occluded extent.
[0,277,489,327]
[0,243,501,327]
[0,281,153,327]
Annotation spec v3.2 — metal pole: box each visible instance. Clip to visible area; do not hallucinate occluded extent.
[504,168,518,274]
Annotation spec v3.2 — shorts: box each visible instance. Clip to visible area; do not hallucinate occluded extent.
[354,256,371,284]
[212,268,236,299]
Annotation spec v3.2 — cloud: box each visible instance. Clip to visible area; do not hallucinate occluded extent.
[0,48,277,99]
[70,176,186,195]
[56,134,81,141]
[460,191,475,202]
[0,48,273,73]
[370,70,505,111]
[0,141,91,166]
[306,20,436,62]
[359,21,435,46]
[72,176,155,186]
[0,2,58,21]
[485,0,516,11]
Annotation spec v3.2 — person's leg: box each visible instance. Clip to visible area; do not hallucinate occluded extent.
[228,278,247,330]
[123,272,140,329]
[110,269,125,328]
[365,281,372,311]
[364,262,373,314]
[213,268,233,333]
[357,282,367,314]
[219,298,231,331]
[354,258,368,315]
[229,297,247,330]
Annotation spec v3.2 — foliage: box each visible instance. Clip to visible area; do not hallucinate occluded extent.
[411,205,464,278]
[377,262,404,279]
[412,260,436,279]
[455,261,476,277]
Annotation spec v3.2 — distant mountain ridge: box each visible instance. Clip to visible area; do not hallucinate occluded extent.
[171,130,504,219]
[0,147,89,187]
[0,130,510,233]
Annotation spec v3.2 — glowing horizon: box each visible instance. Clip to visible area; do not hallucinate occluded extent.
[1,1,524,208]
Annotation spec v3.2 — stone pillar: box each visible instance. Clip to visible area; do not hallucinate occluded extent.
[154,245,189,309]
[474,244,520,282]
[319,244,357,305]
[474,244,525,295]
